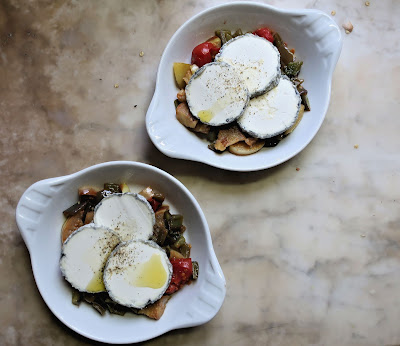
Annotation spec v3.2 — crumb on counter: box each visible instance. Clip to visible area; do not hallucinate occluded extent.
[354,144,359,149]
[360,234,366,237]
[114,83,119,88]
[365,1,370,6]
[139,51,144,57]
[331,10,336,16]
[296,167,300,171]
[342,21,354,34]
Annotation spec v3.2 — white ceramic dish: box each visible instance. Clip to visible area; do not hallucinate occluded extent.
[15,161,226,344]
[146,2,342,172]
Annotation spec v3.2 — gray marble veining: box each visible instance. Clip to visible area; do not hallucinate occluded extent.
[1,0,400,345]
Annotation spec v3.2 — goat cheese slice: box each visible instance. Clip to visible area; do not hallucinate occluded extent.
[216,34,281,98]
[185,61,249,126]
[237,76,301,138]
[104,240,172,309]
[60,225,121,293]
[94,193,155,242]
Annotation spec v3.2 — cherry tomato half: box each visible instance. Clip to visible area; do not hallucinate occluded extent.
[191,42,220,67]
[253,27,274,43]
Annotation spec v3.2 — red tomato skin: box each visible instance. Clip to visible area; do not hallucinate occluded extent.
[165,258,193,294]
[148,198,161,212]
[253,27,274,43]
[191,42,220,67]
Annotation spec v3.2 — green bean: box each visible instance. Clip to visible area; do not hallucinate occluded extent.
[152,226,168,246]
[207,127,218,142]
[297,84,311,111]
[283,61,303,78]
[180,243,191,258]
[173,235,186,249]
[170,214,183,230]
[83,293,95,304]
[103,183,121,194]
[71,289,82,306]
[215,29,233,45]
[92,301,106,315]
[152,190,165,203]
[107,303,127,316]
[232,28,243,37]
[192,261,199,280]
[273,32,294,66]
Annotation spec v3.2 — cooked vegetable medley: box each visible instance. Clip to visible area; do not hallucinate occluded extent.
[60,183,198,320]
[173,26,310,156]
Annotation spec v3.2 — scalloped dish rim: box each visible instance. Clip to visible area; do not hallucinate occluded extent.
[146,2,343,172]
[15,161,226,344]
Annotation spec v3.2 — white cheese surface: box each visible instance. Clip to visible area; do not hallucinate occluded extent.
[104,240,172,309]
[60,225,120,293]
[216,34,281,97]
[238,76,301,138]
[94,193,155,242]
[185,62,249,126]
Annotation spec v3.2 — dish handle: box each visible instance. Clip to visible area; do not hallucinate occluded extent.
[182,256,226,327]
[15,178,63,252]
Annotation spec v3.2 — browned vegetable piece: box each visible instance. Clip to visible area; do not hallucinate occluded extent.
[193,122,210,134]
[228,139,266,156]
[61,210,84,243]
[63,202,87,217]
[169,249,184,259]
[78,187,98,198]
[84,211,94,224]
[244,137,259,146]
[179,243,191,258]
[182,67,194,85]
[152,205,170,246]
[137,295,171,320]
[214,125,246,151]
[61,210,94,243]
[139,186,165,203]
[283,104,305,136]
[173,62,191,88]
[120,183,130,193]
[139,186,154,200]
[176,103,198,129]
[177,89,186,102]
[206,35,222,48]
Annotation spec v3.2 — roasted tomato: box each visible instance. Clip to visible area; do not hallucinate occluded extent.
[165,258,193,294]
[253,27,274,43]
[191,42,220,67]
[148,198,161,212]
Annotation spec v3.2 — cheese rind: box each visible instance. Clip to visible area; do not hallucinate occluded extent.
[216,34,281,98]
[185,61,249,126]
[237,76,301,138]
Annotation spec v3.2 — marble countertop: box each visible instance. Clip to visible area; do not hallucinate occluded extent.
[1,0,400,345]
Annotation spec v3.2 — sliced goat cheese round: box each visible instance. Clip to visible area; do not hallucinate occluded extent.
[94,193,155,242]
[237,76,301,139]
[185,61,249,126]
[60,225,121,293]
[216,34,281,98]
[104,240,172,309]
